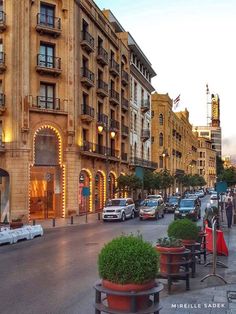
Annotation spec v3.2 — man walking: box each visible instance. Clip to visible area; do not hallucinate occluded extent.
[225,198,233,228]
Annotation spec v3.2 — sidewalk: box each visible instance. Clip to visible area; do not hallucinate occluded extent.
[29,212,102,229]
[160,220,236,314]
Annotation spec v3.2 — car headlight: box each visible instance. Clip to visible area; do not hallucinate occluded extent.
[190,210,195,213]
[175,210,179,214]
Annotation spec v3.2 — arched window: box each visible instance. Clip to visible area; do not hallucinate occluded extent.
[159,114,164,125]
[159,133,164,146]
[35,128,59,165]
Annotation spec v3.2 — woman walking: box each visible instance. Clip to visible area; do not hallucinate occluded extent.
[225,198,233,228]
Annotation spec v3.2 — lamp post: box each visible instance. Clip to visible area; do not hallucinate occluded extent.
[162,149,168,201]
[97,122,116,202]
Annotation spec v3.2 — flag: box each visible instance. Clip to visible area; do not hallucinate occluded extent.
[173,94,180,110]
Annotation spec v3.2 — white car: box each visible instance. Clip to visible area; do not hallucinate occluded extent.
[102,198,135,222]
[146,195,162,200]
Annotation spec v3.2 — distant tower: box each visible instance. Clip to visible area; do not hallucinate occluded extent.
[211,94,220,127]
[206,83,211,126]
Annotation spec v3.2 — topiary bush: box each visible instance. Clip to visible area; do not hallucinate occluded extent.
[167,219,199,241]
[156,237,183,248]
[98,234,159,285]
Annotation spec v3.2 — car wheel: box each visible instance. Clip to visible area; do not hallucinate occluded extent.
[131,210,135,219]
[155,213,158,220]
[121,212,126,222]
[162,213,164,218]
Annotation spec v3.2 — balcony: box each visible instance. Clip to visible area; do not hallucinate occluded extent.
[110,119,120,131]
[97,79,108,98]
[109,89,120,106]
[0,11,6,32]
[36,96,60,110]
[141,129,150,142]
[141,99,150,113]
[80,104,94,123]
[121,97,129,111]
[81,67,95,88]
[80,141,119,160]
[36,54,62,76]
[121,153,128,162]
[0,93,5,114]
[121,70,129,86]
[130,157,158,170]
[97,46,108,66]
[0,52,6,73]
[35,13,61,37]
[97,113,108,127]
[81,31,95,53]
[121,124,129,138]
[109,59,119,77]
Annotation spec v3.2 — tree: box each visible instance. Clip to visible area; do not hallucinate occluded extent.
[216,155,224,177]
[218,167,236,186]
[116,174,142,195]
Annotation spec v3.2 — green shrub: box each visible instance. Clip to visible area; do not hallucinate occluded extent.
[157,237,183,248]
[98,234,159,284]
[167,219,199,241]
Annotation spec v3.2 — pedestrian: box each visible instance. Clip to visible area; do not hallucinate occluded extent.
[225,198,233,228]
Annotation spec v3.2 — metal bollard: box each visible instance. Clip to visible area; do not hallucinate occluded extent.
[33,219,36,226]
[97,212,101,221]
[70,215,74,225]
[52,218,55,227]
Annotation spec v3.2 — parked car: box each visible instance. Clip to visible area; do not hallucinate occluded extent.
[195,190,205,198]
[165,196,181,213]
[102,198,135,222]
[139,198,165,220]
[210,193,219,206]
[174,198,201,221]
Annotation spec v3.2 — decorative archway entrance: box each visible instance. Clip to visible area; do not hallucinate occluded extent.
[95,171,105,212]
[30,126,63,219]
[0,168,10,223]
[78,169,92,214]
[108,172,116,199]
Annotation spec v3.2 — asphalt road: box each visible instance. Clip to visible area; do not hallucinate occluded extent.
[0,196,209,314]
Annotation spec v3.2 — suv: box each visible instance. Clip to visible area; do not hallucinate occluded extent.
[139,198,165,220]
[102,198,135,222]
[174,198,201,221]
[165,196,181,213]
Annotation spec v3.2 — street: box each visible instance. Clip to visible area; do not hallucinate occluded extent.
[0,197,209,314]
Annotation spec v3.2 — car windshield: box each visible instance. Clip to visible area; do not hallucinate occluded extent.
[180,199,194,208]
[143,200,158,207]
[168,197,178,203]
[106,199,127,206]
[147,195,161,199]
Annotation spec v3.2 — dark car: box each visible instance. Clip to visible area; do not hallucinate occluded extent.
[165,196,181,213]
[174,198,201,221]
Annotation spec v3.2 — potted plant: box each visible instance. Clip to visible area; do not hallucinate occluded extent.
[98,234,159,311]
[167,218,199,245]
[10,217,24,229]
[156,237,185,273]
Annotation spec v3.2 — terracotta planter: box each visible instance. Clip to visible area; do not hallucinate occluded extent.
[156,246,185,274]
[102,279,155,311]
[181,239,196,246]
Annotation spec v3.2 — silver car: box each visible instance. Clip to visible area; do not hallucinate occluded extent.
[102,198,135,222]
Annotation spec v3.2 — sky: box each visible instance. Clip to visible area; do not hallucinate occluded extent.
[95,0,236,156]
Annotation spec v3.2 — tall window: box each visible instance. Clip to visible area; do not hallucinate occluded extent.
[35,128,59,165]
[134,81,137,102]
[159,133,164,146]
[40,3,55,27]
[134,114,137,131]
[159,114,163,125]
[159,156,163,168]
[39,83,55,109]
[39,43,54,68]
[130,77,133,100]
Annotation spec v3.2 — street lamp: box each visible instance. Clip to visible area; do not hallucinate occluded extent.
[97,122,116,201]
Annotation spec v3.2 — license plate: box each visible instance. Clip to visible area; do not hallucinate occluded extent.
[182,213,186,216]
[108,215,114,218]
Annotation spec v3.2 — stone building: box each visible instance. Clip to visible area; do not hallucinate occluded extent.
[0,0,132,221]
[151,92,198,193]
[197,137,216,187]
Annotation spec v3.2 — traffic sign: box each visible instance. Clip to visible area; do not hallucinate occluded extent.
[216,181,227,193]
